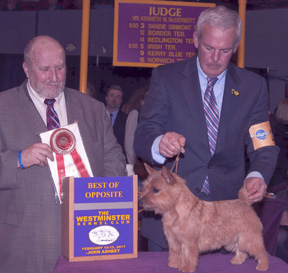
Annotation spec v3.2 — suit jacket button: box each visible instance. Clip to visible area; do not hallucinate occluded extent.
[208,164,212,169]
[195,188,200,193]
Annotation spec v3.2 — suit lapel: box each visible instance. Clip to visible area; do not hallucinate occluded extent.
[114,110,120,128]
[65,88,84,125]
[17,81,47,136]
[180,58,210,154]
[217,65,241,147]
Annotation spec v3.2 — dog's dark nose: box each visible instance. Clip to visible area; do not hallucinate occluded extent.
[139,199,145,208]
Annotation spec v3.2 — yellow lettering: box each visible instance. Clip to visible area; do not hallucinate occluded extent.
[147,44,163,50]
[88,182,107,189]
[85,191,124,198]
[148,30,171,37]
[149,7,182,17]
[148,23,167,30]
[185,38,194,44]
[147,51,166,57]
[168,51,183,58]
[165,44,176,50]
[173,31,185,37]
[147,37,183,44]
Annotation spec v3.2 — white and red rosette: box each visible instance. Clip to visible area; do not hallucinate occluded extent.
[40,123,93,203]
[50,128,90,198]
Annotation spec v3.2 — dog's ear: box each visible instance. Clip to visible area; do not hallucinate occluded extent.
[161,166,174,185]
[144,163,155,174]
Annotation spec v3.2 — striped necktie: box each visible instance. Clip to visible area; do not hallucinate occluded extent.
[44,98,60,130]
[202,77,218,195]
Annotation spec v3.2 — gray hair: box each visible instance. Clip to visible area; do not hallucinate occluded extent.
[196,6,242,47]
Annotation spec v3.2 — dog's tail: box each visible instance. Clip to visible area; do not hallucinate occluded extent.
[238,186,250,205]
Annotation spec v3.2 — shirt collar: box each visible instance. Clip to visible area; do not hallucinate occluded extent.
[109,109,119,116]
[196,57,227,84]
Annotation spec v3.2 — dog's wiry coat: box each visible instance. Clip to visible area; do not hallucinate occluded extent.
[139,164,269,272]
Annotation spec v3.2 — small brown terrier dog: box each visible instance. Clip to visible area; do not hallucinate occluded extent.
[139,164,269,272]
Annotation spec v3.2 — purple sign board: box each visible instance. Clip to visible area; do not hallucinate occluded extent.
[61,176,138,261]
[113,0,215,68]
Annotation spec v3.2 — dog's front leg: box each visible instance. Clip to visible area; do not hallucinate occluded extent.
[179,242,199,272]
[165,229,181,269]
[168,247,181,269]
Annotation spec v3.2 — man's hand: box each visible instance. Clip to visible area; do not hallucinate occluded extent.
[159,132,186,158]
[244,177,267,204]
[18,143,54,168]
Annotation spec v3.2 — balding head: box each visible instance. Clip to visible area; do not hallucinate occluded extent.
[23,35,67,99]
[24,35,65,64]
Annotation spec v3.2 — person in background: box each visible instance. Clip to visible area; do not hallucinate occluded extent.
[134,6,279,251]
[61,0,73,9]
[85,81,97,100]
[94,0,113,9]
[2,0,22,11]
[269,98,288,188]
[45,0,64,10]
[106,85,127,158]
[269,98,288,263]
[125,85,149,179]
[71,0,83,9]
[0,35,126,273]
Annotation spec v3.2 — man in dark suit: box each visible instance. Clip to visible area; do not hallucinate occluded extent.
[105,85,127,158]
[0,35,126,273]
[134,6,279,250]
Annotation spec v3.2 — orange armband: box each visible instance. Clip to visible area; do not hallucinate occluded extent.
[249,121,275,150]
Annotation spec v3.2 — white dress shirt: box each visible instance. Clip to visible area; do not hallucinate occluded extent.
[26,80,68,127]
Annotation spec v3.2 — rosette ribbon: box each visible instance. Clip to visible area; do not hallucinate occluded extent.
[50,128,90,197]
[40,123,93,203]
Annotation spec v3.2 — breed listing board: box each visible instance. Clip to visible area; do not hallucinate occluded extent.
[62,176,138,262]
[113,0,215,68]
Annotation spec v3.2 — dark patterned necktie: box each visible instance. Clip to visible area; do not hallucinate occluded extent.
[44,98,60,130]
[202,77,219,195]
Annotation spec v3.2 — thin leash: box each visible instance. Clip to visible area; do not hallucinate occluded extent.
[170,146,182,174]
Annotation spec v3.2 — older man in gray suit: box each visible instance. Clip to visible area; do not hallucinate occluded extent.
[0,36,126,273]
